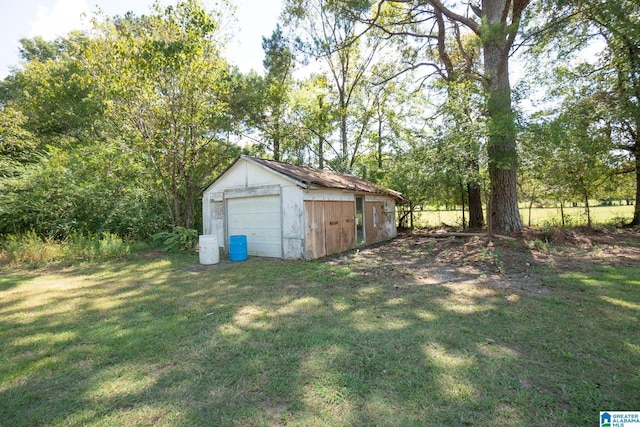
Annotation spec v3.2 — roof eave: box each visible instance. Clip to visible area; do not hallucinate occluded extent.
[242,155,309,189]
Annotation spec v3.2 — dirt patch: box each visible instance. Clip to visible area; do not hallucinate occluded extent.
[330,227,640,295]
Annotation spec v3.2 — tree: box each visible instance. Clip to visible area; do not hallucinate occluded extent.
[0,33,104,146]
[521,95,616,227]
[86,0,239,229]
[432,79,486,229]
[0,32,173,238]
[426,29,486,229]
[241,25,299,162]
[0,106,35,176]
[354,0,528,232]
[289,74,336,168]
[283,0,385,172]
[524,0,640,225]
[260,25,297,161]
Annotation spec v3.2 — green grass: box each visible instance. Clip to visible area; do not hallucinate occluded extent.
[414,204,634,228]
[0,250,639,426]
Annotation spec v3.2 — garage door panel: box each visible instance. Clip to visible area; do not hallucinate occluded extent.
[228,195,282,257]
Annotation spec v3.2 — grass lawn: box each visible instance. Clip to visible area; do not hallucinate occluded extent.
[1,235,639,426]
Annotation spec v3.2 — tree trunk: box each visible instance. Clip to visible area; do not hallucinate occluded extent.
[339,91,348,171]
[273,125,281,162]
[184,192,193,229]
[631,139,640,225]
[467,181,484,229]
[318,96,325,169]
[584,192,591,228]
[318,134,324,169]
[460,179,467,229]
[377,105,383,168]
[483,0,523,233]
[527,185,537,227]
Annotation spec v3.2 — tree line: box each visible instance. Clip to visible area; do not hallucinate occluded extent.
[0,0,638,241]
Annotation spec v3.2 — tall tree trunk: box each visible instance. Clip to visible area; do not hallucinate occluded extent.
[273,121,281,162]
[467,181,484,229]
[339,89,348,171]
[460,179,467,229]
[318,96,325,169]
[340,113,348,170]
[631,139,640,225]
[318,134,324,169]
[377,112,383,168]
[527,185,537,227]
[584,192,591,227]
[483,0,523,233]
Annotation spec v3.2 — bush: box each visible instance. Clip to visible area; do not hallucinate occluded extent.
[0,146,170,241]
[152,227,199,252]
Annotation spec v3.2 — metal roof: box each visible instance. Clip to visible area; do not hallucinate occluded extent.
[245,155,406,201]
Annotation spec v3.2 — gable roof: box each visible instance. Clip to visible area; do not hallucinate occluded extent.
[211,155,406,201]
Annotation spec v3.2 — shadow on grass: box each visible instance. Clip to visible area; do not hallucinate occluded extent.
[0,248,639,426]
[0,273,37,292]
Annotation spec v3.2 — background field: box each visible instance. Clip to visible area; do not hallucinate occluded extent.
[411,204,634,228]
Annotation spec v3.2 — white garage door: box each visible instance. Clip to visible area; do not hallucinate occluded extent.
[227,195,282,258]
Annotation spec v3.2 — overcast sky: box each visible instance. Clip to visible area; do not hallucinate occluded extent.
[0,0,283,79]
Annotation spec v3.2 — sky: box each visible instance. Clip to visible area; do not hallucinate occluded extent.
[0,0,284,79]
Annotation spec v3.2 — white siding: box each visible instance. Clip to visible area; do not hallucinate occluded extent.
[202,156,400,259]
[281,185,304,259]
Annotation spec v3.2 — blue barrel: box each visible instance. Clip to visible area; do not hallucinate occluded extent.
[229,235,248,262]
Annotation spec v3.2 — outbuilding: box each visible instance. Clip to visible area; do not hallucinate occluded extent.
[201,155,405,260]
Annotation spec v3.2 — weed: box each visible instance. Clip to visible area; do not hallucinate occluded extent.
[152,226,198,252]
[476,247,505,273]
[65,231,130,261]
[526,239,550,253]
[1,231,65,265]
[0,231,130,265]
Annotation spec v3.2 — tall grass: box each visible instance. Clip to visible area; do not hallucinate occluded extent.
[0,231,130,265]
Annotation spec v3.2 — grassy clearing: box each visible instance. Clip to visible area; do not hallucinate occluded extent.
[414,204,634,228]
[0,244,639,426]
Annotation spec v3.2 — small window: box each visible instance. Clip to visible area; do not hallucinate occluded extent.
[356,197,365,245]
[373,206,378,227]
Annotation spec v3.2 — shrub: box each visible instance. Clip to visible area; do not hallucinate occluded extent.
[152,227,199,253]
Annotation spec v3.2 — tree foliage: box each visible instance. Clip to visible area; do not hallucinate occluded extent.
[1,0,637,242]
[283,0,388,172]
[524,0,640,225]
[85,0,239,229]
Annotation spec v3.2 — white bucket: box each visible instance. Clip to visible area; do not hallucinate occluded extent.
[199,235,219,265]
